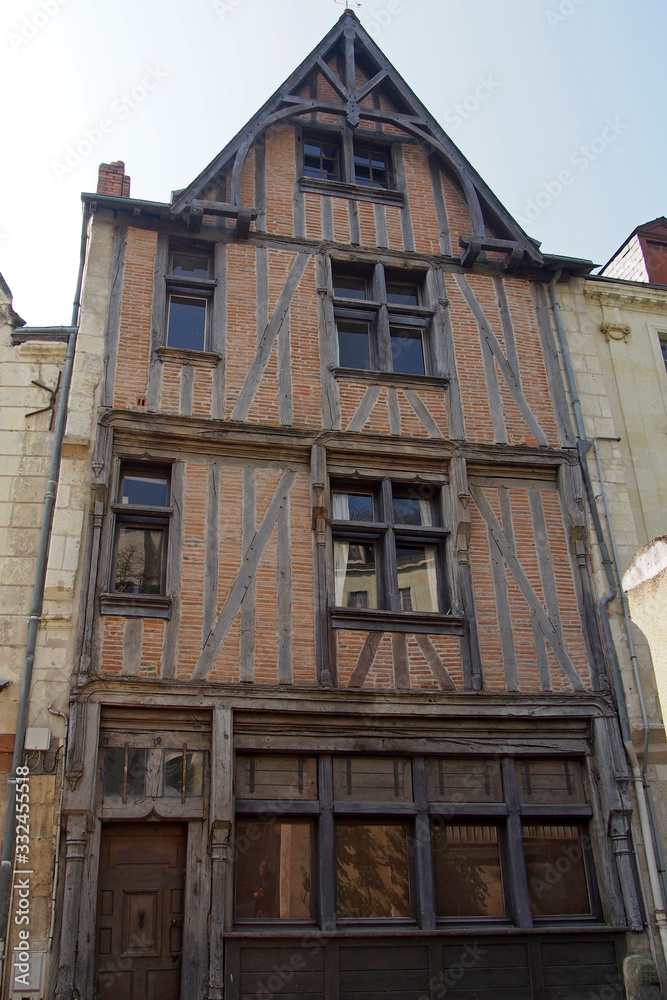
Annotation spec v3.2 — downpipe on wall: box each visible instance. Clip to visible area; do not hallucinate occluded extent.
[548,271,667,972]
[0,204,90,976]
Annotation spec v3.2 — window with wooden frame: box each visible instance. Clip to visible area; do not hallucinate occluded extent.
[331,479,448,616]
[110,465,171,597]
[165,250,215,352]
[332,261,437,378]
[301,129,394,192]
[98,708,209,812]
[233,753,599,928]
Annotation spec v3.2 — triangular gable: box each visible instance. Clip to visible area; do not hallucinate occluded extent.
[171,11,543,267]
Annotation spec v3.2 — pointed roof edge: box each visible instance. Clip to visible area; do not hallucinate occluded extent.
[170,11,544,266]
[599,216,667,273]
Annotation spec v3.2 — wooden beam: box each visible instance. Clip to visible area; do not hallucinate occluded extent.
[192,470,296,680]
[470,485,585,691]
[231,252,311,422]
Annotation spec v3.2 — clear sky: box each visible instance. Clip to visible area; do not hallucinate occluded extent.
[1,0,664,325]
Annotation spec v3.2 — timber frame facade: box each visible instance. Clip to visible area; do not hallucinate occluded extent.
[40,12,662,1000]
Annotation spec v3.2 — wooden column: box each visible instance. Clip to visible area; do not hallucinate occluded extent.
[207,820,231,1000]
[54,812,90,999]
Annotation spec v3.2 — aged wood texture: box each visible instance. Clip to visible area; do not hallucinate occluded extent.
[192,469,296,679]
[180,362,194,416]
[146,233,168,411]
[101,226,127,408]
[276,496,293,683]
[402,388,442,438]
[414,634,456,690]
[161,461,185,679]
[203,462,220,643]
[455,274,549,446]
[346,384,382,433]
[231,251,310,421]
[531,281,576,448]
[240,467,256,683]
[211,242,227,418]
[316,253,341,429]
[471,485,585,691]
[347,631,384,688]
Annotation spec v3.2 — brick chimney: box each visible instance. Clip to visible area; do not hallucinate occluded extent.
[96,161,131,197]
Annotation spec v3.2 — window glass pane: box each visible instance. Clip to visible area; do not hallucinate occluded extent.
[163,750,204,797]
[235,756,317,800]
[386,282,419,306]
[104,748,146,798]
[120,474,168,507]
[426,759,503,803]
[114,527,164,594]
[334,541,377,608]
[333,758,412,802]
[332,492,375,522]
[523,823,591,915]
[354,148,388,188]
[336,822,410,918]
[395,544,439,612]
[171,252,209,279]
[392,491,433,526]
[333,275,368,300]
[660,337,667,372]
[337,321,370,369]
[517,759,586,804]
[304,139,339,180]
[235,820,313,919]
[167,295,207,351]
[390,327,425,375]
[432,823,505,917]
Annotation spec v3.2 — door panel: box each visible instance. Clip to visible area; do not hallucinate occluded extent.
[95,823,186,1000]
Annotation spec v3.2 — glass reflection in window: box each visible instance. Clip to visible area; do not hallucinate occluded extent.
[523,823,591,915]
[432,823,505,918]
[334,541,377,608]
[235,820,313,920]
[390,327,425,375]
[167,294,207,351]
[336,821,410,918]
[395,544,438,612]
[114,527,164,594]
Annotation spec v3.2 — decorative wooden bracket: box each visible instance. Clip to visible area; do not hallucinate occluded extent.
[180,200,259,238]
[459,236,526,272]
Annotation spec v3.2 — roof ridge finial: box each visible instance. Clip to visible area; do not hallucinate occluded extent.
[334,0,362,11]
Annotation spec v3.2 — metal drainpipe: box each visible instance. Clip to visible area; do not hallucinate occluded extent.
[548,272,667,969]
[0,203,90,965]
[46,704,68,953]
[592,435,667,904]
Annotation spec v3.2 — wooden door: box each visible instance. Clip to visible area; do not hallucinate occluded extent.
[95,823,187,1000]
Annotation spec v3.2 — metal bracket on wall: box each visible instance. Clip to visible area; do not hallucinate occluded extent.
[25,371,62,429]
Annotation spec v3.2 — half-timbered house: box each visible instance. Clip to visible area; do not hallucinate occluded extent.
[48,12,661,1000]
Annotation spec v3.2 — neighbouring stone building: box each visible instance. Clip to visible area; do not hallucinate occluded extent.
[2,12,667,1000]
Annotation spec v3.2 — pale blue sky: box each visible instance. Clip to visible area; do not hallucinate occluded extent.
[1,0,664,324]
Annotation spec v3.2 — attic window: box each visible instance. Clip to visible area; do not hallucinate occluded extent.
[304,135,340,181]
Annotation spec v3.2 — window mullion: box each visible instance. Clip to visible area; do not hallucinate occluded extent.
[412,758,436,930]
[318,755,336,930]
[373,263,391,370]
[502,757,533,928]
[380,480,400,611]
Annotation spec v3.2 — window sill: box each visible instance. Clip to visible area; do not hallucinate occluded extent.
[156,346,222,368]
[332,367,449,391]
[330,607,465,635]
[100,593,172,619]
[299,177,405,208]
